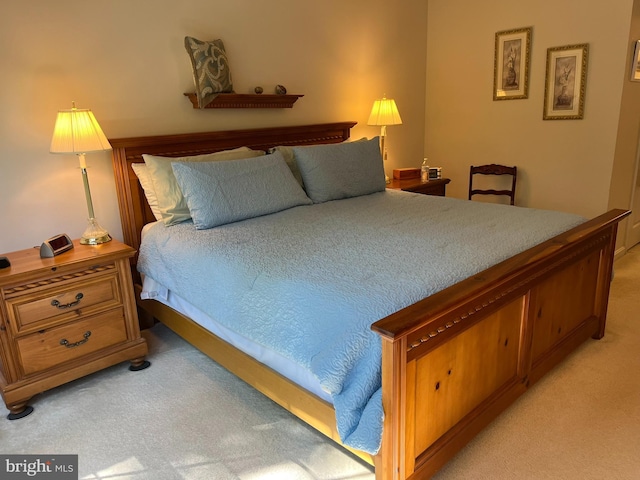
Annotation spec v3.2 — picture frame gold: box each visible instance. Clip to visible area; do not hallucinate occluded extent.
[631,40,640,82]
[543,44,589,120]
[493,27,532,100]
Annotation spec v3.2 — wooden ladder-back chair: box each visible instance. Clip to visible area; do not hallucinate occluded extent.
[468,164,517,205]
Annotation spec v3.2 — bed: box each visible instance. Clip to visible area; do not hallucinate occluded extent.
[110,122,629,479]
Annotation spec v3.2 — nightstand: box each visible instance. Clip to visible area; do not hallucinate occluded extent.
[0,239,149,419]
[387,177,451,196]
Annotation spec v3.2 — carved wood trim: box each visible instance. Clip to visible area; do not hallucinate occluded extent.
[373,209,629,344]
[3,265,116,296]
[184,93,304,108]
[406,232,611,354]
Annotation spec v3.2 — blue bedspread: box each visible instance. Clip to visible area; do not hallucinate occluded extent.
[137,190,585,454]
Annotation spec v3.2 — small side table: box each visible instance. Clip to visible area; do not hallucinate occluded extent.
[0,239,149,419]
[387,177,451,196]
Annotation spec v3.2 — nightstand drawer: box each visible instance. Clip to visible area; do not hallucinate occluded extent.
[7,274,121,334]
[16,308,128,376]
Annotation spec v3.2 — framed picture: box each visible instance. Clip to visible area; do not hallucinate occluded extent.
[543,44,589,120]
[493,27,532,100]
[631,40,640,82]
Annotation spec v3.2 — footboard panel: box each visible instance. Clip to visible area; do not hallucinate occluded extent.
[413,297,523,454]
[373,209,628,480]
[528,249,601,382]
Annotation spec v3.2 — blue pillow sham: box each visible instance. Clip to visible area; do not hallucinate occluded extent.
[171,151,312,229]
[292,137,385,203]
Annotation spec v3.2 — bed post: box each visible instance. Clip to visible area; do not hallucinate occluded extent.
[592,220,619,339]
[378,337,407,480]
[111,146,141,253]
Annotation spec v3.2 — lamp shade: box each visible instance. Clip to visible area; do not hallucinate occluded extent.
[367,96,402,127]
[50,105,112,154]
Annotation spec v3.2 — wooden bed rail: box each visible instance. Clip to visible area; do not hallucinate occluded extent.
[373,209,628,341]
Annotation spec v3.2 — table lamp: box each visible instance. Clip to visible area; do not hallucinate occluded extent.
[367,95,402,184]
[50,103,112,245]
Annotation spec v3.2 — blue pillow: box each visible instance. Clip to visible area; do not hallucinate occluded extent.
[292,137,385,203]
[171,151,312,229]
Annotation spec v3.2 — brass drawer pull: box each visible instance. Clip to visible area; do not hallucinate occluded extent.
[51,293,84,309]
[59,331,91,348]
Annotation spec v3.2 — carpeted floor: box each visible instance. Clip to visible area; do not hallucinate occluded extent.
[0,321,374,479]
[1,247,639,479]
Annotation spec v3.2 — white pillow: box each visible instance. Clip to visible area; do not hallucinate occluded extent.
[131,163,163,221]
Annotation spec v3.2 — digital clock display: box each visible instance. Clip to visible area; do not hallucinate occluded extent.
[49,235,71,251]
[40,234,74,258]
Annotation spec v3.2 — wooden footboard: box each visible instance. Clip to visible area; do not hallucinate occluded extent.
[372,209,628,479]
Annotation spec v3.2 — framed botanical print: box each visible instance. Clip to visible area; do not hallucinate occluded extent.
[493,27,532,100]
[543,44,589,120]
[631,40,640,82]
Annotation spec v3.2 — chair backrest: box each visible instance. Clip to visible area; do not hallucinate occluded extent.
[468,164,517,205]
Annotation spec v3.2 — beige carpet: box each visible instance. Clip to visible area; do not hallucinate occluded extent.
[1,247,638,479]
[0,323,374,479]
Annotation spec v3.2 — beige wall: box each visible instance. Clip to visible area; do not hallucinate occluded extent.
[3,1,639,255]
[425,0,636,223]
[0,0,428,253]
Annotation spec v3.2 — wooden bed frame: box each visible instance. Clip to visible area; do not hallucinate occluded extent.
[110,122,629,479]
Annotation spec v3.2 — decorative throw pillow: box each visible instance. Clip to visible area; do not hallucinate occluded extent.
[184,36,234,108]
[171,151,312,230]
[293,137,385,203]
[143,147,265,226]
[131,163,163,221]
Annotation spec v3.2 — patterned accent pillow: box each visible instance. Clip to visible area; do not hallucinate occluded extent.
[184,36,233,108]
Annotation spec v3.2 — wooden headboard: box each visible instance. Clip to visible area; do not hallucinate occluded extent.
[110,121,357,274]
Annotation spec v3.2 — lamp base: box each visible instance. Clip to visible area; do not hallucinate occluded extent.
[80,218,112,245]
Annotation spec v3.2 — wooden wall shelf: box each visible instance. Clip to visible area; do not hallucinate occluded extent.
[184,93,304,109]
